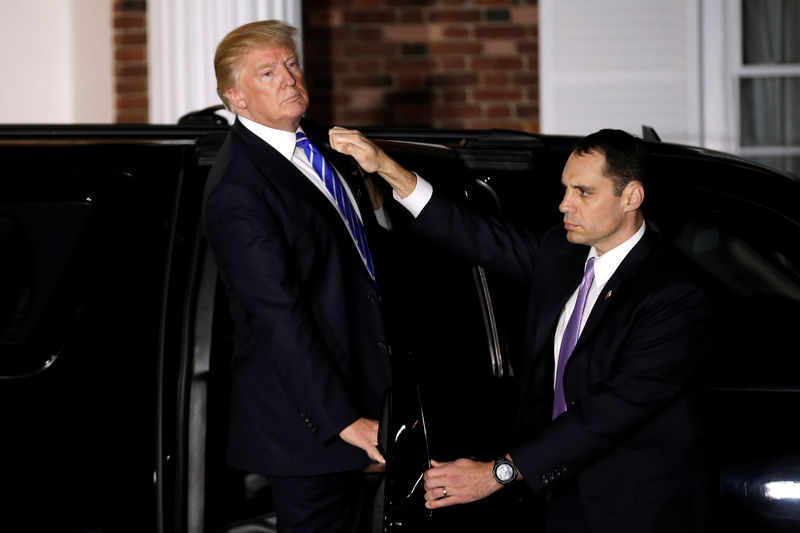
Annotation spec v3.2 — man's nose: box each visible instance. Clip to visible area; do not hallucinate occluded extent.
[277,65,296,86]
[559,192,572,213]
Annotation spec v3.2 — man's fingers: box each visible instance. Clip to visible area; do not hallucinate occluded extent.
[339,418,384,464]
[329,127,364,151]
[424,487,459,509]
[423,459,451,483]
[426,497,458,509]
[368,445,386,464]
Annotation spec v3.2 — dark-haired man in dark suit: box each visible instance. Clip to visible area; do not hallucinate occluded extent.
[330,126,712,533]
[203,20,390,533]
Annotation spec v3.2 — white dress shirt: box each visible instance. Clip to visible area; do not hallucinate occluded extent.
[238,115,391,238]
[239,115,363,222]
[552,222,645,386]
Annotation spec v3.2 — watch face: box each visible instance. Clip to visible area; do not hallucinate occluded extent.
[496,463,514,482]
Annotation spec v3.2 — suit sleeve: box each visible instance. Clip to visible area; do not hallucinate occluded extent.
[204,180,360,444]
[408,188,543,283]
[510,276,711,492]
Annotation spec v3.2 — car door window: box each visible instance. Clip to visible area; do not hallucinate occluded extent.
[0,202,91,376]
[648,185,800,385]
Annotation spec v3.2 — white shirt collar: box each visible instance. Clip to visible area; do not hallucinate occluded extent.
[587,222,646,288]
[237,115,301,161]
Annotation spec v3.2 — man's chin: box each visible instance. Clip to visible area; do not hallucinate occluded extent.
[565,231,584,244]
[286,96,308,112]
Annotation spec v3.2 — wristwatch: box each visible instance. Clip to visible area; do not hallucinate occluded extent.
[492,456,517,486]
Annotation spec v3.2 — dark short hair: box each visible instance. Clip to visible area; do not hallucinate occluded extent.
[572,129,648,195]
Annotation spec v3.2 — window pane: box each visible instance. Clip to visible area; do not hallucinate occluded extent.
[743,0,800,64]
[740,77,800,146]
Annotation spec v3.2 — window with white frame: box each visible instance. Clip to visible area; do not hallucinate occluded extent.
[539,0,799,179]
[735,0,800,177]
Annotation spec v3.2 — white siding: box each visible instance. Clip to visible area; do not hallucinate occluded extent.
[540,0,701,145]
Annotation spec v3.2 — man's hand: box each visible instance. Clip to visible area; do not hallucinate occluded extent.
[422,458,503,509]
[339,417,385,465]
[329,127,417,198]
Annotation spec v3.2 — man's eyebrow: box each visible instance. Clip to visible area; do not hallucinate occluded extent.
[561,180,594,190]
[255,61,277,70]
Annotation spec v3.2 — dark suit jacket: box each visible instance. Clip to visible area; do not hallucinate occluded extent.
[409,190,712,533]
[203,118,391,477]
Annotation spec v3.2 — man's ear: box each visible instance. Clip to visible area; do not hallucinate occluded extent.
[225,87,246,110]
[623,181,644,212]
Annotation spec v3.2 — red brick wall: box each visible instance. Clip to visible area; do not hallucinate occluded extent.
[301,0,539,132]
[114,0,148,123]
[111,1,539,130]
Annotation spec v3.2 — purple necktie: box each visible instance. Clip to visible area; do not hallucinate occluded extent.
[552,257,595,419]
[296,132,376,282]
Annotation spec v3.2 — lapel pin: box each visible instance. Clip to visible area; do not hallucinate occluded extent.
[604,290,613,300]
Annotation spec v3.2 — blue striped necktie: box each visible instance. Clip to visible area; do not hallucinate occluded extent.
[295,131,376,281]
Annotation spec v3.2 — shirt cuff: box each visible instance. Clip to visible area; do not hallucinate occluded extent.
[392,173,433,218]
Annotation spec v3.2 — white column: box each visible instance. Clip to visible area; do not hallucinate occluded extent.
[700,0,735,152]
[148,0,302,124]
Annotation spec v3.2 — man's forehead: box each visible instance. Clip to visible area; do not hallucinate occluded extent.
[561,150,611,185]
[244,45,296,66]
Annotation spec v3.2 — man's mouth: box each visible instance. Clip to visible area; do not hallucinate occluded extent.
[284,92,304,103]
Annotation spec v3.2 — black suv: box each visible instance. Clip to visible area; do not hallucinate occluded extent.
[2,114,799,532]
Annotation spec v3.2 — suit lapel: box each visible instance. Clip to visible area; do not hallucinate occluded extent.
[230,119,375,280]
[573,228,656,351]
[231,119,350,233]
[300,119,377,226]
[533,245,587,358]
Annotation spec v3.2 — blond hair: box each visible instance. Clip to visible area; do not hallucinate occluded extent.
[214,20,299,111]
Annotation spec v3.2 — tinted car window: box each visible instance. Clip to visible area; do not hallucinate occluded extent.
[648,184,800,385]
[0,138,200,532]
[0,203,90,376]
[0,214,34,339]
